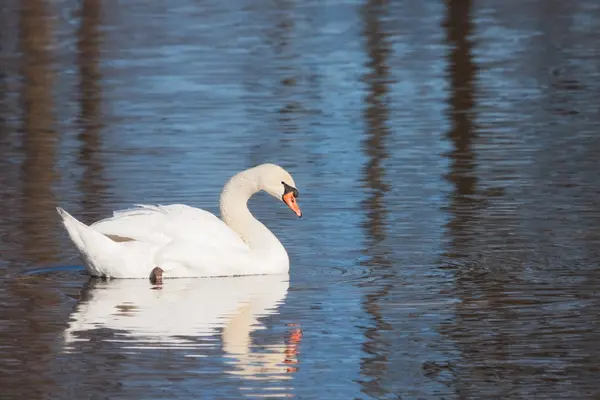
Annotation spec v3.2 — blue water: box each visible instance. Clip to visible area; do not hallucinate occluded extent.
[1,0,600,398]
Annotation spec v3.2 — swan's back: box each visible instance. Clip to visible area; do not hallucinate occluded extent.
[91,204,249,251]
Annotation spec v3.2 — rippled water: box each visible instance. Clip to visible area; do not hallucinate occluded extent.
[1,0,600,398]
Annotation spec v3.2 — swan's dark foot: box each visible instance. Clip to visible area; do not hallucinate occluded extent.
[150,267,163,285]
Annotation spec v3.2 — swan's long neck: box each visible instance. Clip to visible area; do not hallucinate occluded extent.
[219,170,288,266]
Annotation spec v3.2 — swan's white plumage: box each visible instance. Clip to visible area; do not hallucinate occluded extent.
[57,164,300,279]
[92,204,249,250]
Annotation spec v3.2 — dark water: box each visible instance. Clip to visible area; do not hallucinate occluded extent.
[1,0,600,398]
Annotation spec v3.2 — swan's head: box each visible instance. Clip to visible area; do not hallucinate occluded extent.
[254,164,302,218]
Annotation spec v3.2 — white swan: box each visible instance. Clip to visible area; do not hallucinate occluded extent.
[57,164,302,280]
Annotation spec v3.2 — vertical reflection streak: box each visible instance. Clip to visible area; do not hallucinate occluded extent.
[0,1,63,397]
[19,0,57,264]
[77,0,106,216]
[443,0,477,261]
[271,0,298,145]
[358,0,394,397]
[0,5,20,265]
[441,0,487,396]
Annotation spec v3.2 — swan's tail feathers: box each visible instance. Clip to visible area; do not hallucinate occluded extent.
[56,207,119,276]
[56,207,86,251]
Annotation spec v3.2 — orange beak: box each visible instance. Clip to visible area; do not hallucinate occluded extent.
[283,192,302,218]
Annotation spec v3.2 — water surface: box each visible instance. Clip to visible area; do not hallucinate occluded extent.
[1,0,600,398]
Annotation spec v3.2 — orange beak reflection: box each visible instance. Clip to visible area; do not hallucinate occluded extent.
[283,192,302,218]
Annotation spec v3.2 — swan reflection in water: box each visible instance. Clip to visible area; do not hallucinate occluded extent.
[64,274,301,385]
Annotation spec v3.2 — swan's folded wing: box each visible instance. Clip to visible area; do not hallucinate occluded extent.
[155,240,258,277]
[90,204,249,250]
